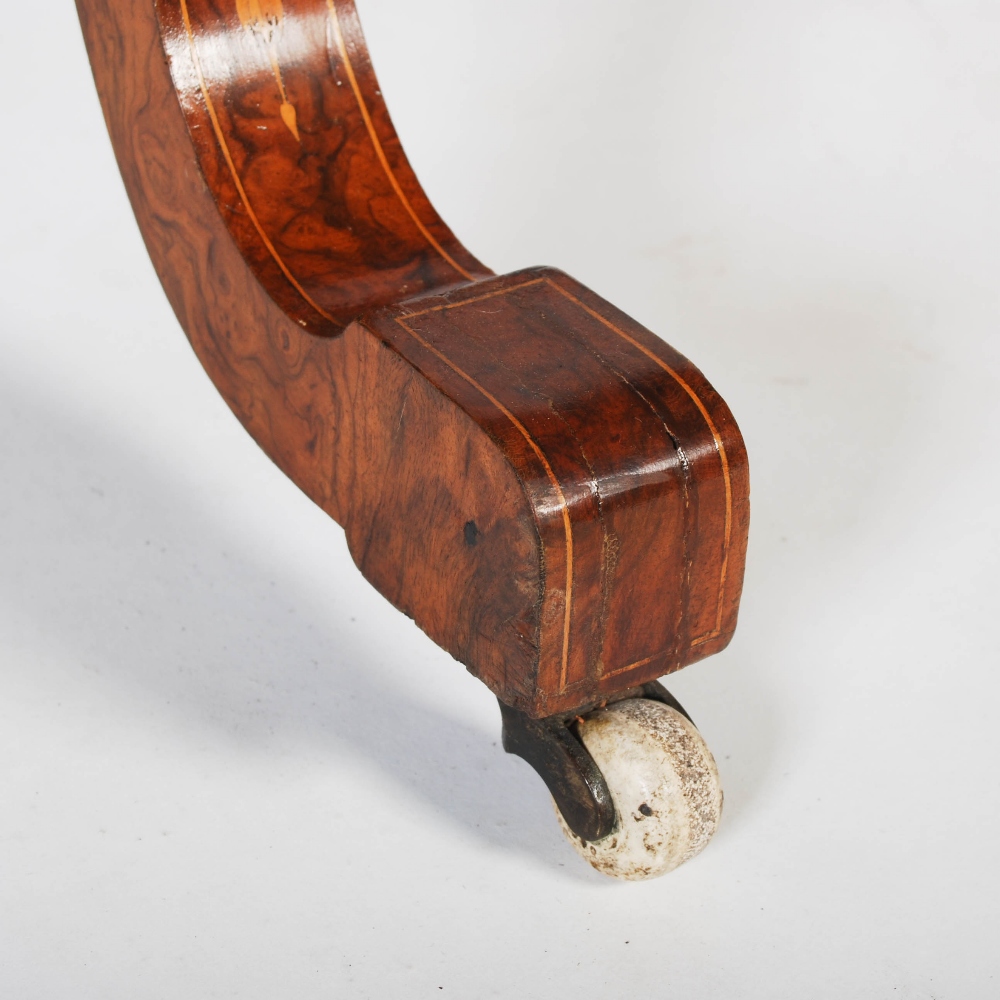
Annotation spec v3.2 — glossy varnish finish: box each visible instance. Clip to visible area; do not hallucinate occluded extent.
[76,0,749,717]
[360,270,747,714]
[158,0,490,330]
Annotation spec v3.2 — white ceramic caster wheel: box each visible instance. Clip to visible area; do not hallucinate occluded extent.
[556,698,723,880]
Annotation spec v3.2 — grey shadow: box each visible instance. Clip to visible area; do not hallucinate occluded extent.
[0,369,592,877]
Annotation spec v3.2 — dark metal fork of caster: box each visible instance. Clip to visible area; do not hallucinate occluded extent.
[499,681,694,843]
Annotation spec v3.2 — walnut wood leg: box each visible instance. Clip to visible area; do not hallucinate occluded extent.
[75,0,749,876]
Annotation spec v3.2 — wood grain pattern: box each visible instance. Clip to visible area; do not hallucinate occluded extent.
[158,0,490,329]
[360,270,748,716]
[76,0,750,718]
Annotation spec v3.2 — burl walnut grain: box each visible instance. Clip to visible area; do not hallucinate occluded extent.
[76,0,749,717]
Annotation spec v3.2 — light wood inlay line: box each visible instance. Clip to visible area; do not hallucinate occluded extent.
[327,0,476,282]
[395,306,576,693]
[544,279,732,644]
[399,278,546,318]
[235,0,301,140]
[397,276,733,689]
[177,0,336,322]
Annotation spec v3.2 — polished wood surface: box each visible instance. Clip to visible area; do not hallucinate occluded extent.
[76,0,749,717]
[156,0,491,332]
[356,270,748,715]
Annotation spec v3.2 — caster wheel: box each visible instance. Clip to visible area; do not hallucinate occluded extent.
[556,698,723,881]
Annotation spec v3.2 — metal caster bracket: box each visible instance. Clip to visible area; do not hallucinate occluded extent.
[499,681,693,843]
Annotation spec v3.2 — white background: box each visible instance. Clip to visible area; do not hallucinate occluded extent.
[2,1,998,996]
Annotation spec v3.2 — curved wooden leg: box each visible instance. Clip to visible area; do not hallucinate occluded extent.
[76,0,750,872]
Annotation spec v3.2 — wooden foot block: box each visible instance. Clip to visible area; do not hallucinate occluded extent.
[337,268,749,717]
